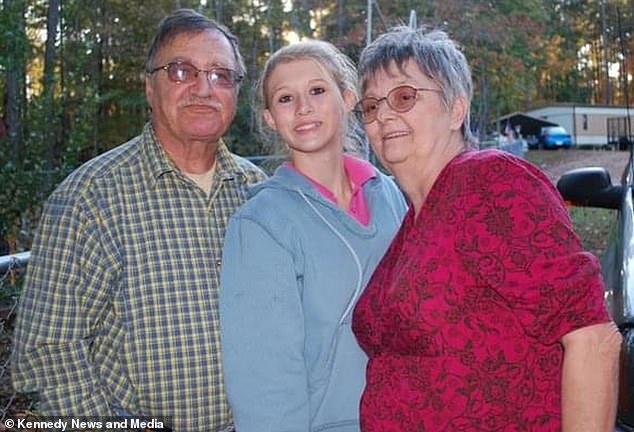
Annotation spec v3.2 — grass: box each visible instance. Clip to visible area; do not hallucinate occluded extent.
[567,206,616,257]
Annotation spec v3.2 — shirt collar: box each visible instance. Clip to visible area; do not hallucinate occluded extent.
[213,137,245,181]
[283,154,376,198]
[142,122,245,187]
[343,154,376,189]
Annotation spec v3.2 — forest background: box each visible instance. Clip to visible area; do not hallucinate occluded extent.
[0,0,633,253]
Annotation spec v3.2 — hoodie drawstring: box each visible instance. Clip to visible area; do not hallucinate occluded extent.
[297,190,364,325]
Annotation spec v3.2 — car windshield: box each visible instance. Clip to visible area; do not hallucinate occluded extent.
[545,127,567,134]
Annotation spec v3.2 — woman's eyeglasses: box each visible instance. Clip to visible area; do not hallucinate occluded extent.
[148,61,244,88]
[355,85,442,124]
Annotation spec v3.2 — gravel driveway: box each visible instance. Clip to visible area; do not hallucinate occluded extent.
[527,149,630,184]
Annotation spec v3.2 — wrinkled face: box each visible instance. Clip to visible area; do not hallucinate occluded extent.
[362,59,464,171]
[146,29,240,146]
[263,58,355,158]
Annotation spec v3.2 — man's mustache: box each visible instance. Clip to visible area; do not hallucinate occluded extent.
[178,98,222,110]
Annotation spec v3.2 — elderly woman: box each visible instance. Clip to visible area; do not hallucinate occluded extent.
[351,27,622,432]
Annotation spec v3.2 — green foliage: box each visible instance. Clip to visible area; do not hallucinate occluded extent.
[0,159,59,248]
[226,88,263,156]
[0,0,29,71]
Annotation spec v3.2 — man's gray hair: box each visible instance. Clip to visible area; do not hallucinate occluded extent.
[146,8,246,79]
[358,27,477,147]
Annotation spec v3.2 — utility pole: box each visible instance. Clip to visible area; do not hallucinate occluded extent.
[600,0,612,104]
[366,0,373,45]
[616,6,632,148]
[409,10,417,29]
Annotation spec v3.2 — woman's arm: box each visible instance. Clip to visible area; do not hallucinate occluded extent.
[561,321,622,432]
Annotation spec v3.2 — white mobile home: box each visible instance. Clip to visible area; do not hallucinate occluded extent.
[525,104,634,147]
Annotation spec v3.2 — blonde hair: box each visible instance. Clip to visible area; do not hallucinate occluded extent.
[255,39,368,158]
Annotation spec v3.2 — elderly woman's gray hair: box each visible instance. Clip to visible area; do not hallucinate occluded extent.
[358,27,477,147]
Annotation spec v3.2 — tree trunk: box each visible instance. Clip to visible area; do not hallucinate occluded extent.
[6,67,21,159]
[267,1,274,54]
[43,0,61,169]
[4,0,26,165]
[336,0,344,38]
[93,0,104,155]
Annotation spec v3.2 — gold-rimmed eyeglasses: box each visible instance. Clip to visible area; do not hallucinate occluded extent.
[355,85,442,124]
[148,61,244,88]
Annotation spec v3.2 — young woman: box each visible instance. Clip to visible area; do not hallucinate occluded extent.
[219,40,406,432]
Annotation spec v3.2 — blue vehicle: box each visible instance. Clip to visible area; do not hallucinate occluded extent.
[538,126,573,149]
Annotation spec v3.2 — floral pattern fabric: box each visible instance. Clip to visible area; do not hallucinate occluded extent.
[352,149,610,431]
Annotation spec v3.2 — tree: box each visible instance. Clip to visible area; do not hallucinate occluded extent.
[2,0,27,163]
[0,0,32,252]
[43,0,60,169]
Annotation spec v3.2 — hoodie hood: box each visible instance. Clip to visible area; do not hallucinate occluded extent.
[247,164,349,200]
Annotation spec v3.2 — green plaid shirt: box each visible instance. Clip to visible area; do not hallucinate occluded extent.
[12,123,266,431]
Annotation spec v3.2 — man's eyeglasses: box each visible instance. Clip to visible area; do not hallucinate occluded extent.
[355,85,442,124]
[149,61,244,88]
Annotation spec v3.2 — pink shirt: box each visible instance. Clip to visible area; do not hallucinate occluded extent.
[284,155,375,225]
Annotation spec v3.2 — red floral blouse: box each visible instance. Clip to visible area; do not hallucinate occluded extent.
[352,150,610,431]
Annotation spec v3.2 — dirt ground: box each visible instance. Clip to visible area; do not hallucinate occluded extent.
[527,149,630,185]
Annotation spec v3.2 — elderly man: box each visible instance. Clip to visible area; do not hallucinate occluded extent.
[12,9,265,431]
